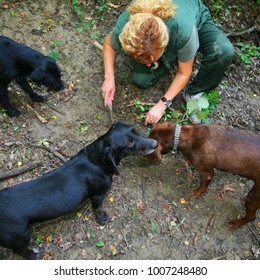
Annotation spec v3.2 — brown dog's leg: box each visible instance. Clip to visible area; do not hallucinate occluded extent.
[192,169,215,198]
[228,181,260,230]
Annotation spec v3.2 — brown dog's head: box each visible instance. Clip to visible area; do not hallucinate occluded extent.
[148,122,175,161]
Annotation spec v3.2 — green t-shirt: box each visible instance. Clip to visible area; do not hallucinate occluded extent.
[110,0,212,67]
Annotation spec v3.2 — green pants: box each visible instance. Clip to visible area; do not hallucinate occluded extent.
[132,20,234,95]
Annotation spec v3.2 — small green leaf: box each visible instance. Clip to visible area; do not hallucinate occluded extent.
[96,240,105,247]
[197,96,209,109]
[186,99,199,114]
[48,52,61,60]
[196,110,207,120]
[77,212,82,218]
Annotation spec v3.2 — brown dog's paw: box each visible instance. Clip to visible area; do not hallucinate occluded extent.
[191,188,204,198]
[227,220,242,231]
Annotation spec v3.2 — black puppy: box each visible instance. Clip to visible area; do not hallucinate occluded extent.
[0,121,157,259]
[0,35,64,117]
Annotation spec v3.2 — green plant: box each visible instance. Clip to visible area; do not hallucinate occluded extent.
[134,89,221,124]
[236,42,260,64]
[69,0,106,41]
[210,0,228,20]
[185,90,221,123]
[132,207,139,219]
[150,219,158,232]
[48,51,61,60]
[51,39,61,48]
[96,0,109,20]
[121,72,129,81]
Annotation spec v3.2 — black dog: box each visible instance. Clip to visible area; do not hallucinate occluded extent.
[0,121,157,259]
[0,36,64,117]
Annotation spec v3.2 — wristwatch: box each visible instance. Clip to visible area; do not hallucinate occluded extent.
[160,96,172,108]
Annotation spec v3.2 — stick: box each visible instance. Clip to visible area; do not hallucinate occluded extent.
[92,40,103,51]
[127,101,175,111]
[107,104,114,123]
[33,144,67,163]
[227,25,258,37]
[205,213,216,240]
[0,161,42,181]
[25,103,48,123]
[45,102,66,116]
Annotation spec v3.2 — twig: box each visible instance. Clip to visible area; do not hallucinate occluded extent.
[45,102,66,116]
[107,104,114,123]
[127,101,175,111]
[92,40,103,51]
[33,144,67,163]
[24,103,48,123]
[212,255,226,260]
[227,25,258,37]
[0,161,42,181]
[205,213,216,240]
[120,229,129,247]
[247,222,260,244]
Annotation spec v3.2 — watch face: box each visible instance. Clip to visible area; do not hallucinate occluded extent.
[161,97,172,107]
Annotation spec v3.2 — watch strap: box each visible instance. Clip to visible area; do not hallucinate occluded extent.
[161,96,172,107]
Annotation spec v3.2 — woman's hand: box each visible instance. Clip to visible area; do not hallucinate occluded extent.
[102,79,115,106]
[144,101,166,125]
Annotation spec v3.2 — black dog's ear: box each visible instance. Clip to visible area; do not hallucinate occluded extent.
[31,67,43,84]
[102,147,120,175]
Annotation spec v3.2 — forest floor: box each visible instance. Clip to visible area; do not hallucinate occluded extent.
[0,0,259,260]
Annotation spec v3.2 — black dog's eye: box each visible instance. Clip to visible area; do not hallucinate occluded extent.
[127,141,134,148]
[127,136,135,147]
[131,128,137,134]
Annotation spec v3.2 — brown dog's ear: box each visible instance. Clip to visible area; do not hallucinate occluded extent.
[102,147,120,175]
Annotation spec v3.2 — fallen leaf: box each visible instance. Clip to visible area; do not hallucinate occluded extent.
[77,212,82,218]
[109,244,117,256]
[180,197,188,204]
[46,236,52,242]
[217,192,224,200]
[220,183,237,193]
[137,199,145,214]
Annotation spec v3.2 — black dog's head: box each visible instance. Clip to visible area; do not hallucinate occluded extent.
[101,121,158,175]
[31,57,64,91]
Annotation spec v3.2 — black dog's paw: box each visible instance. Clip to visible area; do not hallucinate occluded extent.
[95,210,109,225]
[31,94,47,103]
[23,248,42,260]
[7,107,21,118]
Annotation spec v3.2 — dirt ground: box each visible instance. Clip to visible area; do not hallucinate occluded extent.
[0,0,259,260]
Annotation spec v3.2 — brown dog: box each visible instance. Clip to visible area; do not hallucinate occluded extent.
[149,122,260,230]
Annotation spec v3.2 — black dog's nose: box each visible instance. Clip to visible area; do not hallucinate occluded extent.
[58,81,64,90]
[151,139,158,149]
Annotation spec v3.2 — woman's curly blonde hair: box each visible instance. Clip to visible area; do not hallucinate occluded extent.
[119,0,177,66]
[128,0,176,19]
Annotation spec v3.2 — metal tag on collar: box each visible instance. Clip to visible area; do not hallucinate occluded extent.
[173,124,181,152]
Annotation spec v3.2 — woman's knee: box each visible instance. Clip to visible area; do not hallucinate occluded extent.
[132,75,151,89]
[219,38,235,64]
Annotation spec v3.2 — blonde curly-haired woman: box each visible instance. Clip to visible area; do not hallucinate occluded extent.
[102,0,234,124]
